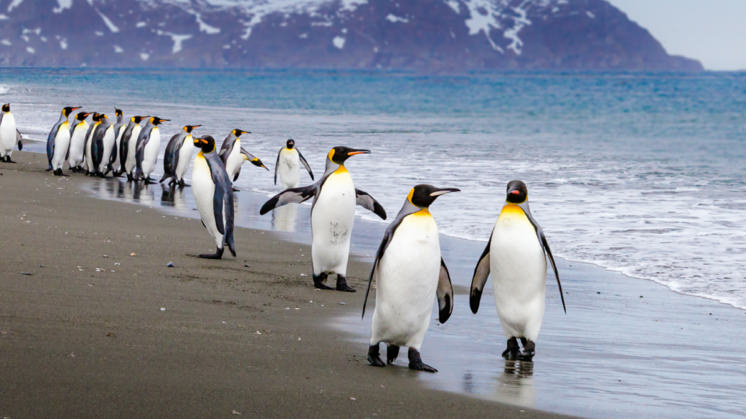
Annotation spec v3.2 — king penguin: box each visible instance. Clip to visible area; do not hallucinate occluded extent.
[120,115,146,180]
[274,139,314,188]
[84,113,102,175]
[362,184,458,373]
[161,124,201,186]
[135,116,168,183]
[218,129,268,183]
[68,111,92,172]
[110,108,125,176]
[260,146,387,292]
[0,103,23,163]
[90,113,116,176]
[191,135,236,259]
[469,180,566,361]
[46,106,80,174]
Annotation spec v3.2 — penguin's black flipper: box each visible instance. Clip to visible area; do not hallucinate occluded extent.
[240,147,269,171]
[540,231,566,314]
[46,124,56,169]
[355,188,387,220]
[218,134,233,162]
[470,229,493,314]
[297,148,314,180]
[437,258,454,323]
[16,129,22,150]
[259,184,316,215]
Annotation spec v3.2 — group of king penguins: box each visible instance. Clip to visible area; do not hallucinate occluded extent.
[6,103,568,375]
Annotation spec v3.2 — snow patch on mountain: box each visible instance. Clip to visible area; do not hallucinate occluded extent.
[53,0,72,14]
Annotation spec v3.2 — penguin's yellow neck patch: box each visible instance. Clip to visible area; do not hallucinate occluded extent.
[412,208,431,217]
[334,165,348,174]
[499,204,528,221]
[197,151,204,158]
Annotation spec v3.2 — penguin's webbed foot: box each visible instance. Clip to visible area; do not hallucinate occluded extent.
[313,273,333,290]
[336,275,356,292]
[518,338,535,362]
[502,337,520,360]
[367,344,385,367]
[387,345,400,364]
[199,247,224,260]
[408,348,437,373]
[53,168,63,176]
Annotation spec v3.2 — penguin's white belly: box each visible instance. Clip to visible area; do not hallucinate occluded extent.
[68,124,87,167]
[225,145,243,180]
[175,137,194,180]
[51,124,71,170]
[311,171,355,275]
[125,126,142,174]
[490,207,547,341]
[142,129,160,177]
[371,214,440,349]
[278,151,300,188]
[1,114,16,154]
[98,126,115,173]
[192,155,222,248]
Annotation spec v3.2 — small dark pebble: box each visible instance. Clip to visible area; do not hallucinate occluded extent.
[244,264,250,268]
[709,313,712,316]
[166,262,175,268]
[106,332,116,337]
[20,272,32,276]
[596,291,601,294]
[639,295,644,298]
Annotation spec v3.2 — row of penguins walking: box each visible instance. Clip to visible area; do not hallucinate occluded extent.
[2,103,566,373]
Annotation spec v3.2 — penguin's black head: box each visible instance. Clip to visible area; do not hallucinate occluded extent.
[91,113,102,122]
[2,103,10,112]
[408,184,460,208]
[193,135,216,153]
[115,108,123,117]
[232,128,249,137]
[150,116,169,126]
[184,124,201,133]
[62,106,81,117]
[505,180,528,204]
[286,139,295,149]
[100,113,108,121]
[132,115,145,124]
[76,112,91,121]
[328,146,369,165]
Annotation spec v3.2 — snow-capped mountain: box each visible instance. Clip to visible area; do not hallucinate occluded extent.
[0,0,703,71]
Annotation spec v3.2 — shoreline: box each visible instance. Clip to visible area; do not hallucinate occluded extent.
[0,152,560,417]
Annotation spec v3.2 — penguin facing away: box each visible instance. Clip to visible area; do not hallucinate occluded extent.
[84,113,103,174]
[46,105,80,174]
[191,135,236,259]
[469,180,566,362]
[120,115,146,180]
[161,124,201,186]
[135,116,168,183]
[362,184,458,373]
[91,114,116,176]
[218,129,268,183]
[110,108,125,176]
[68,111,92,172]
[260,146,387,292]
[274,138,314,188]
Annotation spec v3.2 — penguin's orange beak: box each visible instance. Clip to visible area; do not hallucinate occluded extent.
[509,190,521,195]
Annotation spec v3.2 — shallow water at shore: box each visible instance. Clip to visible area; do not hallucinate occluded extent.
[74,173,746,419]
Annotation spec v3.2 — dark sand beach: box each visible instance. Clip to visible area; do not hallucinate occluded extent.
[0,152,561,418]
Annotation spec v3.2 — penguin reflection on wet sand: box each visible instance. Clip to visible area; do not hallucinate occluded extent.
[260,146,386,292]
[191,135,236,259]
[362,184,458,373]
[161,124,201,187]
[470,180,566,362]
[274,139,314,188]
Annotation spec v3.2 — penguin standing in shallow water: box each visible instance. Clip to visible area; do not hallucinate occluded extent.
[110,109,125,176]
[260,146,386,291]
[1,104,23,163]
[135,116,168,183]
[362,184,458,373]
[46,106,80,174]
[120,115,146,179]
[68,112,91,172]
[91,114,116,176]
[469,180,566,361]
[191,135,236,259]
[161,124,200,186]
[274,139,314,188]
[218,129,268,183]
[84,113,102,174]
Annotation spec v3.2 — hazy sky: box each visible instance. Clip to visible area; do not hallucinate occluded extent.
[607,0,746,70]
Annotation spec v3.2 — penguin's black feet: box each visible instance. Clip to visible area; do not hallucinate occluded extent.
[387,345,400,364]
[367,344,385,367]
[232,187,240,192]
[199,247,224,259]
[502,337,520,360]
[53,168,63,176]
[313,273,333,290]
[144,177,154,184]
[408,348,437,373]
[336,275,356,292]
[518,338,535,362]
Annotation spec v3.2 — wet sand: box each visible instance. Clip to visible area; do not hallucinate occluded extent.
[0,152,562,418]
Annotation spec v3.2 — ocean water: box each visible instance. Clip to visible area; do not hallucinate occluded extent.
[4,68,745,310]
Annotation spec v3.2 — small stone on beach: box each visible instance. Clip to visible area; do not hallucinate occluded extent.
[166,261,175,267]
